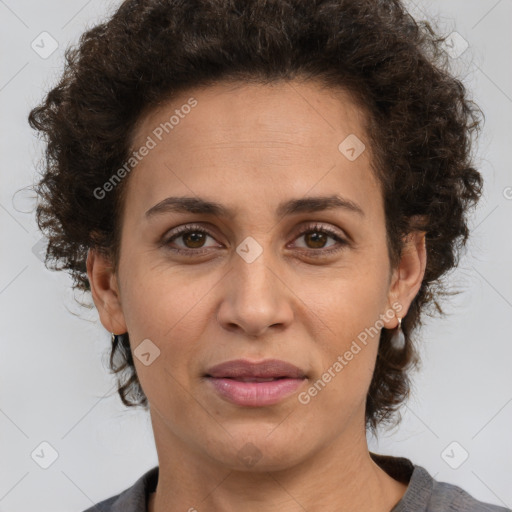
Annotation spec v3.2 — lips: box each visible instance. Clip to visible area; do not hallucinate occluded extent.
[204,359,307,407]
[205,358,307,380]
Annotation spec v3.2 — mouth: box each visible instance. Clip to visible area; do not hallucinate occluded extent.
[212,376,290,382]
[203,359,307,407]
[204,358,307,380]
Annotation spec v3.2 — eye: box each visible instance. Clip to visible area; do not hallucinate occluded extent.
[162,224,221,255]
[290,223,348,256]
[162,222,348,257]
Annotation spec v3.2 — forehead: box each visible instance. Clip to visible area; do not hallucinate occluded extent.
[124,79,381,223]
[132,79,370,151]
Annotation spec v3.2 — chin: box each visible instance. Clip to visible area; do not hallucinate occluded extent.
[205,429,312,472]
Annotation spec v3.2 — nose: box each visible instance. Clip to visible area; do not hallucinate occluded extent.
[215,249,294,337]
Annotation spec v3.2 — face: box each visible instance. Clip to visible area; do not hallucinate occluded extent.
[88,79,425,472]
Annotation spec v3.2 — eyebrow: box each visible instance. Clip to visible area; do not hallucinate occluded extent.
[145,194,365,220]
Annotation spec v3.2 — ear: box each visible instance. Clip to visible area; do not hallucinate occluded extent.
[383,229,427,329]
[86,248,127,335]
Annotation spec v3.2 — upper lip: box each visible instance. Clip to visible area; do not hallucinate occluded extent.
[205,359,307,379]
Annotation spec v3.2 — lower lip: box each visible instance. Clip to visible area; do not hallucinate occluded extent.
[205,377,306,407]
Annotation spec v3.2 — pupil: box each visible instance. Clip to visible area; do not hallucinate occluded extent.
[185,232,205,248]
[306,232,326,248]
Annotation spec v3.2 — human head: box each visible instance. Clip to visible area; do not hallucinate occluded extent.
[28,0,483,438]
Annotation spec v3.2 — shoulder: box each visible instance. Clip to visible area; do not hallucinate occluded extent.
[81,466,159,512]
[397,463,510,512]
[82,494,119,512]
[427,473,510,512]
[370,452,510,512]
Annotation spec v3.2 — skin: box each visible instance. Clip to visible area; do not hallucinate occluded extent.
[87,79,426,512]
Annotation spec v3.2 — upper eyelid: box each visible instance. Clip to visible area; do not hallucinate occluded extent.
[164,222,347,245]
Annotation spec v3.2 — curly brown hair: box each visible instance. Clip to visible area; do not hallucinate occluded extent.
[28,0,483,436]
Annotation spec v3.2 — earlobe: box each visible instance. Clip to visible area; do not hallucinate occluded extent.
[86,248,127,335]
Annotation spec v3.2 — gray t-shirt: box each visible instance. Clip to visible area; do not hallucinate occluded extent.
[82,452,511,512]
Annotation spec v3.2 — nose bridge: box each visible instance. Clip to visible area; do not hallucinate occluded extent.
[234,243,275,297]
[216,237,293,335]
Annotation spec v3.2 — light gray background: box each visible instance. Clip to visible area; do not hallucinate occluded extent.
[1,1,511,511]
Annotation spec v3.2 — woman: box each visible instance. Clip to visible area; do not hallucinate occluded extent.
[28,0,509,511]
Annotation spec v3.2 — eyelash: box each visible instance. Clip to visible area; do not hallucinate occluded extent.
[162,223,349,257]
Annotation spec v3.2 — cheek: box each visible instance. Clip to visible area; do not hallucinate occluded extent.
[297,286,382,426]
[298,264,390,346]
[120,256,213,339]
[119,264,218,396]
[292,263,389,403]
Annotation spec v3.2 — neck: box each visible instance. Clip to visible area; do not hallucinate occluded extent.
[147,412,407,512]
